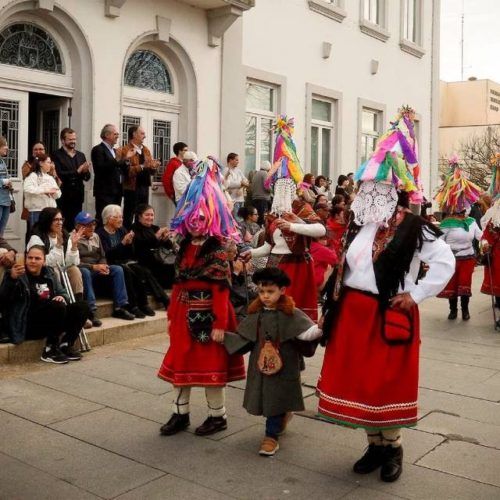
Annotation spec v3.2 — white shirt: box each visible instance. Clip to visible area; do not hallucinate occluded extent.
[173,164,192,202]
[224,168,248,203]
[28,235,80,268]
[102,141,116,159]
[343,222,455,304]
[441,222,482,257]
[23,172,61,211]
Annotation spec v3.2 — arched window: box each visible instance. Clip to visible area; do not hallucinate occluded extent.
[0,23,63,73]
[124,50,172,93]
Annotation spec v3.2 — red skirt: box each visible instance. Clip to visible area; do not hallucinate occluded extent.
[317,289,420,430]
[158,284,246,387]
[481,247,500,296]
[274,256,318,321]
[437,257,475,298]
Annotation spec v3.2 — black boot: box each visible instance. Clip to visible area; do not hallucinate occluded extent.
[74,292,84,302]
[89,310,102,327]
[160,413,190,436]
[461,296,470,320]
[380,446,403,482]
[194,416,227,436]
[448,298,458,320]
[353,444,386,474]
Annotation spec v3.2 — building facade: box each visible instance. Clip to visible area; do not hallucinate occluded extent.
[0,0,440,249]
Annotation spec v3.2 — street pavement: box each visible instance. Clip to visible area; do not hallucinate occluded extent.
[1,269,500,499]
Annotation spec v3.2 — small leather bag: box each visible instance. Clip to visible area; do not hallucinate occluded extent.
[256,317,283,375]
[382,307,414,345]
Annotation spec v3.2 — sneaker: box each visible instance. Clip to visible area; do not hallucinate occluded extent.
[277,412,293,436]
[129,306,146,319]
[194,416,227,436]
[259,437,279,456]
[140,305,156,317]
[353,444,386,474]
[89,311,102,327]
[60,343,82,361]
[41,346,69,364]
[112,307,135,320]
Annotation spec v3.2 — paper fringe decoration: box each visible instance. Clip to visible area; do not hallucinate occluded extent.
[354,105,423,202]
[489,153,500,199]
[434,155,482,213]
[170,157,241,241]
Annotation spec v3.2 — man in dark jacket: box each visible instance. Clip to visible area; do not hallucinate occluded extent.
[91,124,134,224]
[53,128,91,231]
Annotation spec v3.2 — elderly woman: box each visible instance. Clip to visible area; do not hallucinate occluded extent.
[97,204,168,315]
[0,136,12,236]
[131,204,175,289]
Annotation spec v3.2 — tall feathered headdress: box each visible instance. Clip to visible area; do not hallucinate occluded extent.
[489,153,500,199]
[354,105,422,202]
[434,154,482,213]
[170,157,241,241]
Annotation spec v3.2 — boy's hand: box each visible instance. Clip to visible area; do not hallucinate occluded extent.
[211,328,225,343]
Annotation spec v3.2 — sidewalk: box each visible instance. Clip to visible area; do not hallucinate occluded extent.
[1,269,500,499]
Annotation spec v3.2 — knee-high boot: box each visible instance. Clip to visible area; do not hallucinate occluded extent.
[448,297,458,320]
[461,296,470,320]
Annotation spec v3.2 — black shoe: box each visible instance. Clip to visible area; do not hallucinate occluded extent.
[0,332,11,344]
[89,311,102,327]
[112,307,135,320]
[60,343,82,361]
[129,306,146,319]
[41,345,69,364]
[353,444,386,474]
[160,413,190,436]
[462,309,471,321]
[380,446,403,482]
[140,305,156,317]
[195,416,227,436]
[448,310,458,320]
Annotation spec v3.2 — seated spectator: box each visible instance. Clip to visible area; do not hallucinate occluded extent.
[299,173,318,204]
[97,204,169,315]
[313,194,329,210]
[335,175,351,204]
[0,245,89,362]
[237,205,261,242]
[326,205,347,257]
[314,201,330,224]
[23,154,61,226]
[0,236,16,343]
[310,236,338,293]
[27,208,85,305]
[314,175,331,198]
[331,194,346,209]
[73,211,135,325]
[173,151,198,203]
[131,204,175,289]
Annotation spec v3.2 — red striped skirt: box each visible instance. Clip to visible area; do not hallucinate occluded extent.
[437,257,475,298]
[317,289,420,430]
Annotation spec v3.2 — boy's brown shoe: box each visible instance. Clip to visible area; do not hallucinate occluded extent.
[277,412,293,436]
[259,437,279,456]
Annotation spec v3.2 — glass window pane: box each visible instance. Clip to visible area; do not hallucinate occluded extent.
[245,115,257,173]
[361,135,368,163]
[311,126,319,175]
[312,99,332,122]
[260,118,273,164]
[322,128,331,177]
[362,110,377,133]
[364,0,379,24]
[124,50,172,93]
[246,83,273,112]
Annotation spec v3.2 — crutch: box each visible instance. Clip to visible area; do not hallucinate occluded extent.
[485,253,500,332]
[58,264,91,351]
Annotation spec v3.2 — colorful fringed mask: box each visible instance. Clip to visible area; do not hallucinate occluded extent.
[170,157,241,241]
[434,154,482,214]
[489,153,500,200]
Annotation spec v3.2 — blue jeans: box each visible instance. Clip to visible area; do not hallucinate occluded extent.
[265,413,285,439]
[80,265,129,310]
[0,205,10,236]
[28,211,41,226]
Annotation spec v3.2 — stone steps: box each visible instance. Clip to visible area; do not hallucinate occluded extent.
[0,298,167,364]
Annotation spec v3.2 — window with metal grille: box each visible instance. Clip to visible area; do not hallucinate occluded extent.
[0,99,19,177]
[124,50,172,93]
[152,119,171,182]
[42,110,59,156]
[121,115,141,146]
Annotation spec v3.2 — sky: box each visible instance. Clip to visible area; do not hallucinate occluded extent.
[440,0,500,83]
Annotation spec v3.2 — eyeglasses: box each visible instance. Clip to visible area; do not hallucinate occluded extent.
[53,217,65,222]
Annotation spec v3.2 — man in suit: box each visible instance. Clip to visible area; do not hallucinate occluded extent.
[91,124,134,224]
[117,126,159,228]
[52,128,91,231]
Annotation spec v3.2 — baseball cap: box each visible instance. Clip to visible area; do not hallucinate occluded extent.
[74,211,96,225]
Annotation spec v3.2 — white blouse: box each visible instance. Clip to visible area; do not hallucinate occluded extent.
[343,222,455,304]
[441,222,482,257]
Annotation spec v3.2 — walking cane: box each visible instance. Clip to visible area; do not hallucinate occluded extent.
[485,253,500,332]
[57,264,91,351]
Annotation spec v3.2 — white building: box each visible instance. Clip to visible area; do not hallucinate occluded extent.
[0,0,440,249]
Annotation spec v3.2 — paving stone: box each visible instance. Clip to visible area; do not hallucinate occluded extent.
[0,451,99,500]
[49,407,355,499]
[115,473,233,500]
[0,410,163,499]
[333,486,406,500]
[115,348,165,369]
[417,440,500,487]
[418,411,500,449]
[0,378,103,425]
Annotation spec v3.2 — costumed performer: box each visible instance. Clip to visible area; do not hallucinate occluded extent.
[158,157,246,437]
[480,153,500,229]
[435,155,482,320]
[250,115,326,321]
[317,106,455,483]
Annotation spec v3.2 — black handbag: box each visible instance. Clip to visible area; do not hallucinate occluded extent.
[151,245,176,265]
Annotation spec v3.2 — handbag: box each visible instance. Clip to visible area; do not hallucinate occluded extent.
[152,245,175,265]
[256,316,283,375]
[382,306,414,345]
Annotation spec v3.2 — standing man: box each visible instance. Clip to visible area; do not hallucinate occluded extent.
[162,142,188,205]
[117,126,159,228]
[173,151,198,203]
[52,128,91,231]
[224,153,248,220]
[251,160,272,225]
[91,124,134,224]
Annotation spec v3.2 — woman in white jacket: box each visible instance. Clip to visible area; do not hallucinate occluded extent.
[23,154,61,226]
